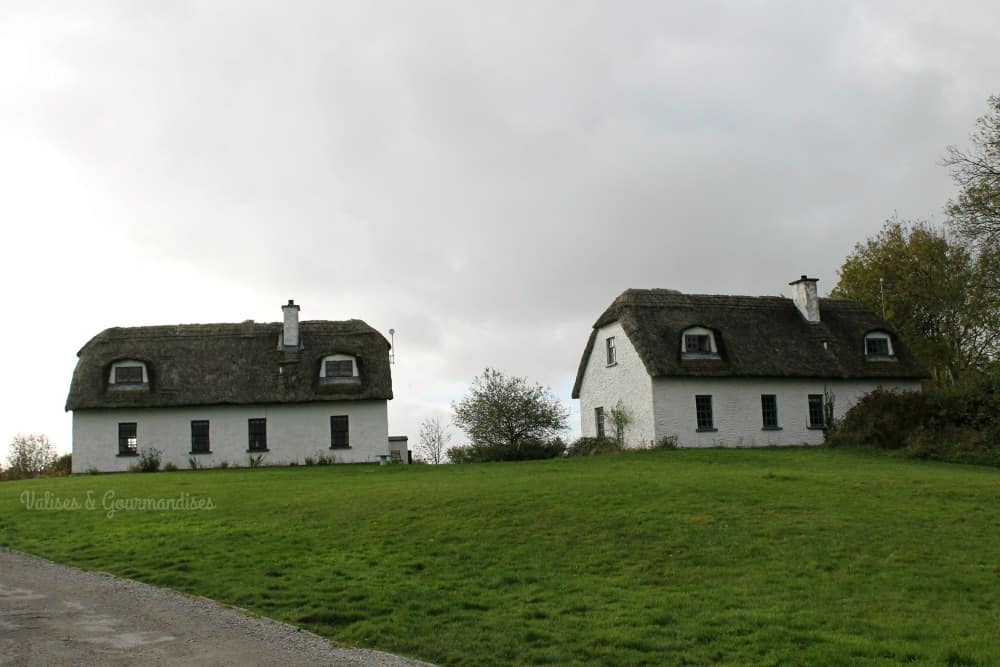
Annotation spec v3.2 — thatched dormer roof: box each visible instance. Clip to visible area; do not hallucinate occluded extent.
[66,319,392,411]
[572,289,928,398]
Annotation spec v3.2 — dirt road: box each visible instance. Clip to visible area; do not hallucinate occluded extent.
[0,549,432,666]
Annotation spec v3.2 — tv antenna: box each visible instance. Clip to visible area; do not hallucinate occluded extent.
[389,328,396,364]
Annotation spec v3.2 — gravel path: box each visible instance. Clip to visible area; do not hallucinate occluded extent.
[0,549,433,666]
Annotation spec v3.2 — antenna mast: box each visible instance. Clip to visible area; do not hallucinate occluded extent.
[389,328,396,364]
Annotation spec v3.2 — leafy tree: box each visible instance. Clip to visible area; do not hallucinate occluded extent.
[609,400,632,447]
[7,434,58,479]
[832,218,999,380]
[451,368,569,457]
[943,94,1000,250]
[418,416,451,464]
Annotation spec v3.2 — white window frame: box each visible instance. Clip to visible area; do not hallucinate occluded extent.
[864,332,894,358]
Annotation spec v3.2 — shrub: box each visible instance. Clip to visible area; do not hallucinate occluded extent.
[248,454,265,468]
[566,437,622,457]
[218,460,230,470]
[137,448,162,473]
[651,435,679,450]
[449,438,566,463]
[164,461,179,472]
[86,467,100,475]
[188,457,202,470]
[48,454,73,476]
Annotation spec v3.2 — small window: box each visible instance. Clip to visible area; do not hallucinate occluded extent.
[684,334,712,354]
[606,337,616,365]
[248,418,268,451]
[695,395,714,430]
[808,394,825,429]
[118,422,137,455]
[330,415,350,448]
[114,366,144,384]
[865,336,891,356]
[761,395,779,429]
[595,407,606,438]
[325,359,354,378]
[191,420,210,453]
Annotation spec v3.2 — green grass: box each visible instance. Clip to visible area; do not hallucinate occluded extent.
[1,448,998,666]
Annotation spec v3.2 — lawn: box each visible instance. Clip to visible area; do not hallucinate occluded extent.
[1,448,998,666]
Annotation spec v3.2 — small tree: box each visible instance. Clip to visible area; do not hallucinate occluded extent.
[452,368,569,457]
[609,400,632,447]
[7,434,58,479]
[418,417,451,464]
[943,94,1000,249]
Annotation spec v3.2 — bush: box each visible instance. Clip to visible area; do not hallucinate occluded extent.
[449,438,565,463]
[828,379,1000,466]
[566,437,622,457]
[48,454,73,476]
[651,435,679,450]
[164,461,179,472]
[137,448,162,472]
[188,457,202,470]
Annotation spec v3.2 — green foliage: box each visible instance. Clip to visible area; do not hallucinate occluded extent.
[449,437,565,463]
[832,218,999,379]
[137,448,162,472]
[163,461,179,472]
[608,400,632,447]
[217,460,230,470]
[566,436,622,457]
[652,435,679,450]
[2,450,1000,665]
[248,454,265,469]
[187,457,202,470]
[48,454,73,477]
[828,381,1000,465]
[452,368,569,457]
[944,94,1000,248]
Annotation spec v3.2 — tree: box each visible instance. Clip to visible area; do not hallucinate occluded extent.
[418,416,451,464]
[832,218,1000,380]
[608,400,632,447]
[451,368,569,456]
[943,94,1000,250]
[7,434,58,479]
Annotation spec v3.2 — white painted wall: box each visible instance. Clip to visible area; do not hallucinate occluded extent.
[578,321,655,446]
[71,400,389,472]
[651,377,922,447]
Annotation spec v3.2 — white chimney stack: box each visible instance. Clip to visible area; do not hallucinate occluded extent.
[282,299,300,348]
[789,275,820,323]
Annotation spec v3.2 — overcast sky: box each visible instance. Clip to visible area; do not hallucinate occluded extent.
[2,1,998,463]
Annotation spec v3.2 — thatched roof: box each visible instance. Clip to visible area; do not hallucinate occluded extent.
[572,289,929,398]
[66,320,392,411]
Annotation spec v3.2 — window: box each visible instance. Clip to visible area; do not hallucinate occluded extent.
[761,394,779,429]
[248,418,268,451]
[191,420,210,453]
[114,366,144,384]
[325,359,354,377]
[685,334,712,354]
[606,337,616,365]
[118,422,137,455]
[808,394,825,429]
[865,335,891,356]
[595,407,606,438]
[330,415,350,448]
[695,395,714,430]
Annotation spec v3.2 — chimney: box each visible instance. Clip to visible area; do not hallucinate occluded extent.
[282,299,300,348]
[789,275,820,323]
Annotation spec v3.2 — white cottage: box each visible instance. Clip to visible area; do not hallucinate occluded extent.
[572,277,928,448]
[66,301,396,472]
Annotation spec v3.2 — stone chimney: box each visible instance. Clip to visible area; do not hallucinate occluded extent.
[789,275,820,323]
[282,299,301,348]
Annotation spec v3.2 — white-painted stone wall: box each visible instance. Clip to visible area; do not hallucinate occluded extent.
[578,321,656,446]
[71,400,389,472]
[651,377,922,447]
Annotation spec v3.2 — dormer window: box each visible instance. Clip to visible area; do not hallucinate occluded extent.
[320,354,360,382]
[864,332,894,358]
[681,327,719,358]
[108,360,149,390]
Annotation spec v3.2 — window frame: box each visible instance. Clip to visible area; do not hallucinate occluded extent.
[865,335,892,357]
[684,334,712,354]
[595,407,606,438]
[807,394,826,429]
[761,394,780,430]
[695,395,715,431]
[330,415,350,449]
[606,337,617,366]
[190,420,211,454]
[118,422,138,456]
[325,359,355,378]
[247,418,268,452]
[114,365,144,385]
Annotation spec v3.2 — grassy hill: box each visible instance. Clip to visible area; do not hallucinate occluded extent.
[1,448,997,666]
